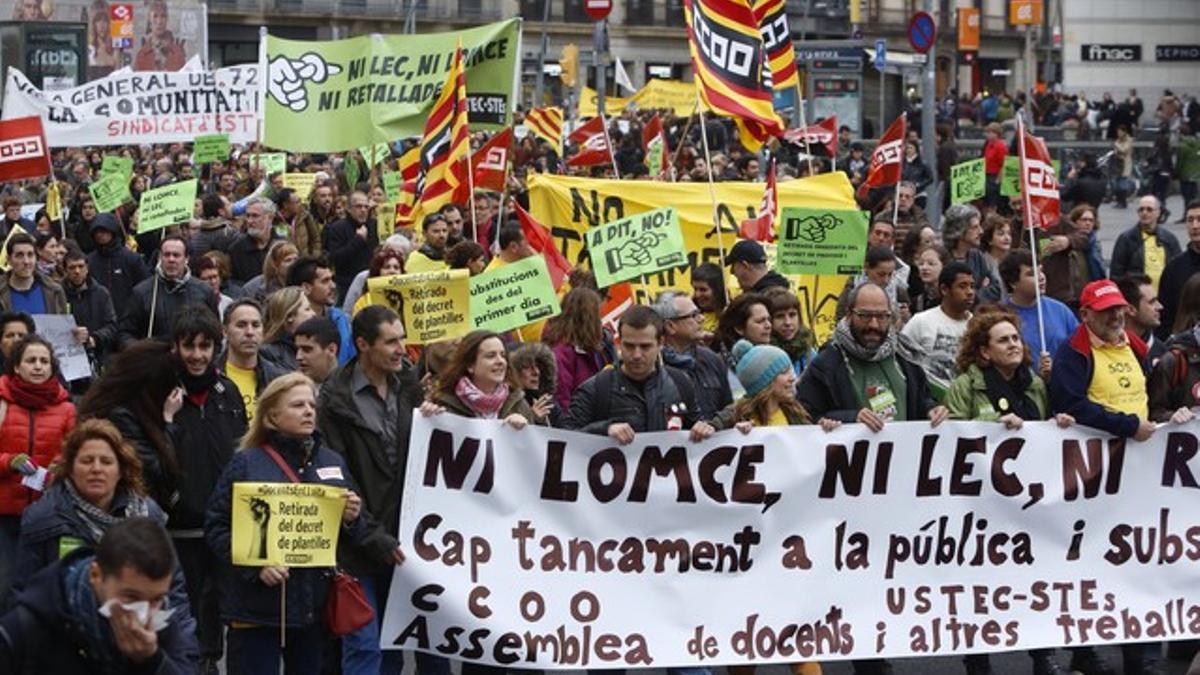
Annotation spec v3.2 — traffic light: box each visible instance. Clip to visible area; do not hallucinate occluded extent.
[559,43,578,88]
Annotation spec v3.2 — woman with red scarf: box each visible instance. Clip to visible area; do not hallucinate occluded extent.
[0,335,76,604]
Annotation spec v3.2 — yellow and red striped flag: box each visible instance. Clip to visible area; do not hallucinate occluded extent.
[418,42,470,213]
[683,0,784,152]
[524,106,563,151]
[752,0,799,91]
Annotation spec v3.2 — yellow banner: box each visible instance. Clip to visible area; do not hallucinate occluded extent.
[367,269,471,344]
[578,86,631,118]
[282,173,317,201]
[528,172,857,343]
[629,79,698,117]
[231,482,345,567]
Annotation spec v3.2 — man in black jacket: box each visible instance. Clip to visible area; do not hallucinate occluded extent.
[117,235,217,348]
[167,309,246,675]
[227,196,279,283]
[0,518,199,675]
[63,248,118,359]
[1157,199,1200,338]
[564,304,716,444]
[654,291,732,420]
[727,239,789,293]
[87,212,148,319]
[317,305,425,675]
[322,191,378,305]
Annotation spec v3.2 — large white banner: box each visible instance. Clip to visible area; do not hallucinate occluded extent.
[2,65,260,147]
[382,415,1200,668]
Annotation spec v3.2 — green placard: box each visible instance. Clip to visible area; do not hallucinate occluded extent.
[100,155,133,179]
[89,172,133,213]
[138,180,198,233]
[585,206,687,288]
[247,153,287,176]
[263,19,519,152]
[381,171,403,202]
[776,207,870,276]
[950,158,986,204]
[1002,156,1060,198]
[359,142,391,167]
[345,155,361,191]
[193,134,231,164]
[469,256,561,333]
[646,139,664,176]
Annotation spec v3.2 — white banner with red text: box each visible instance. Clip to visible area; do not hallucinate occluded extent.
[381,415,1200,667]
[2,65,261,147]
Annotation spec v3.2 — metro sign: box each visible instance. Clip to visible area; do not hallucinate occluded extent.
[1009,0,1042,26]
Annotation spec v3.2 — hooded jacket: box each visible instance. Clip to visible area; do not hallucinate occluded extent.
[85,214,148,319]
[116,266,218,349]
[0,375,75,516]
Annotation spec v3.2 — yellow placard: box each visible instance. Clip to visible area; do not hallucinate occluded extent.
[282,173,318,201]
[377,202,396,239]
[367,269,471,344]
[231,482,345,567]
[528,172,857,343]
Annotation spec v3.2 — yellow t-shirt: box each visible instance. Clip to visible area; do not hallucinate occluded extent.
[1142,230,1166,291]
[226,362,258,422]
[766,407,789,428]
[701,311,719,336]
[1087,343,1148,419]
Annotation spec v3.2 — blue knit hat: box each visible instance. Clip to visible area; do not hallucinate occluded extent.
[732,339,792,397]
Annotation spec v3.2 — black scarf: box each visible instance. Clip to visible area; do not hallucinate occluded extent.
[981,364,1041,420]
[177,364,218,395]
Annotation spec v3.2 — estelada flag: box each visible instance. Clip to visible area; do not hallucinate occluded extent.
[739,160,777,241]
[751,0,799,91]
[642,114,671,178]
[1018,118,1060,230]
[857,113,906,200]
[418,42,470,213]
[566,115,611,168]
[471,128,512,193]
[524,107,563,151]
[784,116,838,157]
[683,0,784,153]
[0,116,50,182]
[514,201,571,290]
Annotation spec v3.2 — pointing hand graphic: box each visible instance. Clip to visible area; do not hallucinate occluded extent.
[268,52,343,112]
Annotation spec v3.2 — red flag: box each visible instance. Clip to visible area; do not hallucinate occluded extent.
[1018,121,1060,230]
[514,201,571,290]
[641,114,671,178]
[600,282,634,335]
[566,116,612,168]
[0,116,49,182]
[471,128,512,193]
[784,116,838,157]
[739,160,777,242]
[857,113,906,200]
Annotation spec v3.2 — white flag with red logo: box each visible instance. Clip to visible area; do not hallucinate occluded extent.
[739,160,777,242]
[1018,119,1060,230]
[0,116,49,182]
[471,128,512,193]
[566,116,612,168]
[857,113,906,200]
[784,116,838,157]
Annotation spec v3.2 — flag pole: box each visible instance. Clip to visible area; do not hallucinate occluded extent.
[599,113,620,179]
[793,82,815,177]
[890,112,906,226]
[695,90,729,305]
[465,153,478,245]
[670,100,701,179]
[1017,115,1048,359]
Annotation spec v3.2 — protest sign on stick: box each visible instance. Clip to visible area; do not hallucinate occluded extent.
[775,207,869,275]
[585,206,687,288]
[230,482,345,567]
[367,270,470,344]
[469,256,561,333]
[194,134,231,164]
[138,180,198,233]
[89,172,133,213]
[32,314,90,382]
[950,158,986,204]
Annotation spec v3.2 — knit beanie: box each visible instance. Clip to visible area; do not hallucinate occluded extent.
[732,339,792,398]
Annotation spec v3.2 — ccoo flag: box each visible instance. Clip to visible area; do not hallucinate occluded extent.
[683,0,784,153]
[751,0,799,91]
[642,114,672,179]
[857,113,906,200]
[1018,118,1060,230]
[418,42,470,213]
[784,116,839,158]
[0,116,50,183]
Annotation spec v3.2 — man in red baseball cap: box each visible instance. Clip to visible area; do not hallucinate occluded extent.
[1047,278,1193,675]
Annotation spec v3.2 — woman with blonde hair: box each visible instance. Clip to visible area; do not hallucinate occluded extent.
[259,287,316,371]
[242,241,299,302]
[206,373,390,674]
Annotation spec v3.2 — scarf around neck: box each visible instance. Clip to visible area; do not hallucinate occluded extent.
[64,478,151,543]
[64,552,117,666]
[455,376,509,419]
[981,364,1041,420]
[5,374,64,410]
[832,317,897,363]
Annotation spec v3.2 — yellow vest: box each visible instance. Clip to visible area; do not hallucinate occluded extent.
[1087,342,1148,418]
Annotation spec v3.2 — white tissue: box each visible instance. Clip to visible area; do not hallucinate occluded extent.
[98,599,176,632]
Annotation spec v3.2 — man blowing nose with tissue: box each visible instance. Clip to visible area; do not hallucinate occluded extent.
[0,517,200,674]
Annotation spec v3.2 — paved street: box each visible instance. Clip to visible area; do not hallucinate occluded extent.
[1095,194,1191,263]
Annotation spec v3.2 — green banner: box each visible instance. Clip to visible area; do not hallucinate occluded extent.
[100,155,133,179]
[139,180,198,233]
[263,19,520,152]
[382,171,403,203]
[88,172,133,213]
[193,134,231,164]
[585,206,687,288]
[950,158,986,205]
[359,142,391,167]
[247,153,287,176]
[1002,156,1060,198]
[776,207,869,276]
[469,256,560,333]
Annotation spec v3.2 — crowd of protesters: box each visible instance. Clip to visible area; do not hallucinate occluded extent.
[0,90,1197,675]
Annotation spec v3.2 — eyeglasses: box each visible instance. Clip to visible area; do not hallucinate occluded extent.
[670,310,702,320]
[851,309,893,324]
[1137,207,1157,212]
